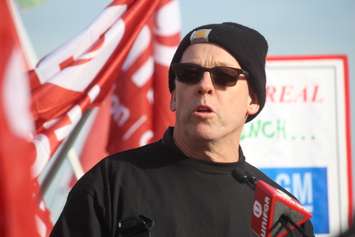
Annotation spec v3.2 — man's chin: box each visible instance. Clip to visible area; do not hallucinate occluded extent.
[188,125,219,141]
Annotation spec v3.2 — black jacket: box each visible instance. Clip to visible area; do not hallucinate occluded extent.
[51,128,314,237]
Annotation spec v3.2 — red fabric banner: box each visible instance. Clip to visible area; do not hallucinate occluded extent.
[76,0,180,176]
[0,1,51,236]
[29,0,165,176]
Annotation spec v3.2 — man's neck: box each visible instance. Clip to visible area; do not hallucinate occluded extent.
[173,128,240,163]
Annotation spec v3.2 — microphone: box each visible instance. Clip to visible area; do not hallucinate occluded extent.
[117,215,154,237]
[251,179,312,237]
[232,166,257,190]
[232,168,312,237]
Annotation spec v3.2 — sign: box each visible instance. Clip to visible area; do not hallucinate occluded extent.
[241,55,352,236]
[262,167,329,233]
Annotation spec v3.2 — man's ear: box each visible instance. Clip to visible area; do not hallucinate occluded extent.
[247,92,260,116]
[170,91,176,112]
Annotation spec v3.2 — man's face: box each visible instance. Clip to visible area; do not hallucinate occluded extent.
[170,43,260,142]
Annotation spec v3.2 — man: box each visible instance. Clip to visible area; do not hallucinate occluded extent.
[51,22,314,236]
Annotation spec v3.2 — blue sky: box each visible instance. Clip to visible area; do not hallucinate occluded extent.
[19,0,355,59]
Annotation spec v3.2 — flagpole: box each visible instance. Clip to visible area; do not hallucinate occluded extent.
[40,109,93,195]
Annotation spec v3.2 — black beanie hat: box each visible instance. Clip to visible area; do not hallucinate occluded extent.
[168,22,268,122]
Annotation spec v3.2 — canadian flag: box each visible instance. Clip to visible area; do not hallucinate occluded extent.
[0,1,51,236]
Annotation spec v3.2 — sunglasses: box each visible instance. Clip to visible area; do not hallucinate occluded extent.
[172,63,248,87]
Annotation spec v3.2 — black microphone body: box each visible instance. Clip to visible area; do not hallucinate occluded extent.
[232,166,257,190]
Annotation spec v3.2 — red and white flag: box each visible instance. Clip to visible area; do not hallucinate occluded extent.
[0,1,51,236]
[78,0,181,175]
[30,0,177,176]
[1,0,181,234]
[107,0,180,153]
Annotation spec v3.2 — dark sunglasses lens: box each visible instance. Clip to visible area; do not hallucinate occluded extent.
[174,64,202,84]
[211,67,240,86]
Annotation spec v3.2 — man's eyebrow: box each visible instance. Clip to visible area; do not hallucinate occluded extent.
[213,61,240,68]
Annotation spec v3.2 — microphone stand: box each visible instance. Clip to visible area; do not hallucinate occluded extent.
[271,214,309,237]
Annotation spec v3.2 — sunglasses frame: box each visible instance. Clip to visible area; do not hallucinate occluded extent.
[172,63,249,87]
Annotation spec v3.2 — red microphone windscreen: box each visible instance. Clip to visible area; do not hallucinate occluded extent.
[251,180,312,237]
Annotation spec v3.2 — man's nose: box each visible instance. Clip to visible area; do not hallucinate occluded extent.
[197,71,214,95]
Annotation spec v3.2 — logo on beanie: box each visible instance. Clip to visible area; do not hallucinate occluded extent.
[190,29,211,43]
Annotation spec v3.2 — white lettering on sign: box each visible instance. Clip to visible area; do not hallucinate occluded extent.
[275,172,313,212]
